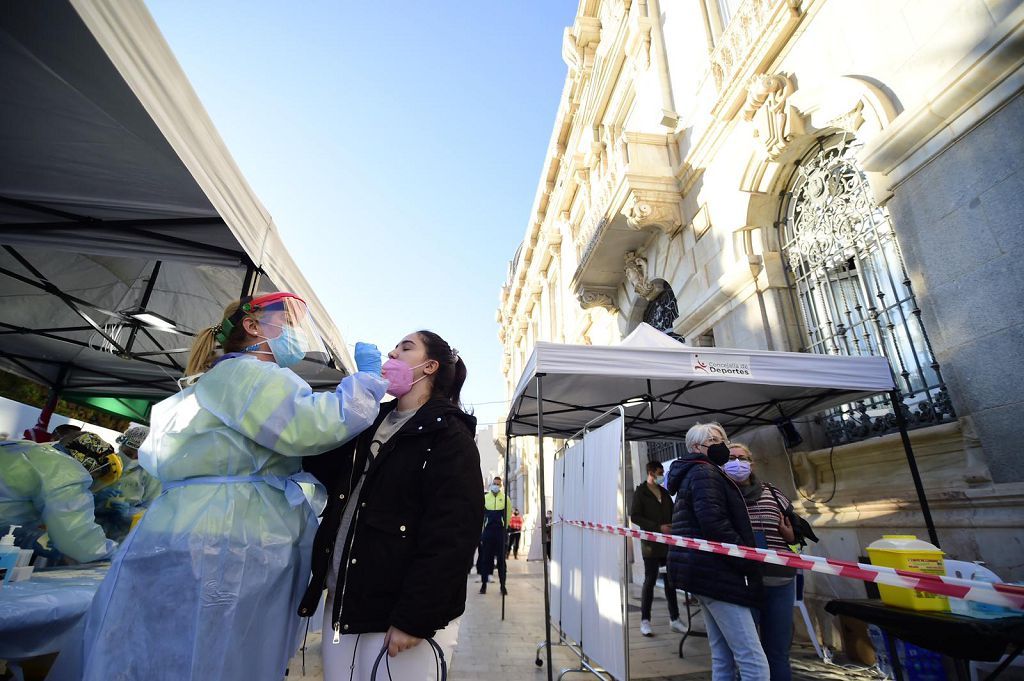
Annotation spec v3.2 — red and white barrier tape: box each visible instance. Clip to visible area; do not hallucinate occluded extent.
[561,520,1024,611]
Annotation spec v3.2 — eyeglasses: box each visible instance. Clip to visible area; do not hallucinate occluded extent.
[727,454,751,462]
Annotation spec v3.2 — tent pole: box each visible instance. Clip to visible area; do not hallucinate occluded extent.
[25,365,68,441]
[240,261,260,298]
[537,374,553,680]
[889,390,940,547]
[124,261,162,354]
[502,433,510,621]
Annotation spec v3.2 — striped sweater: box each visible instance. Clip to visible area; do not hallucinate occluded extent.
[745,482,797,580]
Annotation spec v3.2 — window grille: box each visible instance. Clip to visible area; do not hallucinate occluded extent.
[778,134,954,445]
[647,441,685,463]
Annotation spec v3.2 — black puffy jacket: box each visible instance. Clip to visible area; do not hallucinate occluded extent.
[299,397,483,639]
[665,455,763,608]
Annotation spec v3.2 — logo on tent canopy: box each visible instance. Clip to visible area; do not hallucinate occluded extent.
[692,354,752,376]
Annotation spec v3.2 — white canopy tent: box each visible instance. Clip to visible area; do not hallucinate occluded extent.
[507,322,896,440]
[505,323,939,679]
[0,0,352,421]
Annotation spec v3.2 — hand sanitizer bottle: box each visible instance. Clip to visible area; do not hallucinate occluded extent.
[0,525,21,585]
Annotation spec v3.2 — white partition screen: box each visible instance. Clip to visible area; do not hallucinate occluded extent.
[550,454,565,629]
[547,416,627,680]
[560,440,585,644]
[579,418,627,680]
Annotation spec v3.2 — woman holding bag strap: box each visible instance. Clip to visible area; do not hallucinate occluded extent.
[722,442,797,681]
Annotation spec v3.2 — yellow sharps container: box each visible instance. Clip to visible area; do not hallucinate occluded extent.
[867,535,949,611]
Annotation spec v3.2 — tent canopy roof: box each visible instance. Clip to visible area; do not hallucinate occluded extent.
[506,324,895,440]
[0,1,352,404]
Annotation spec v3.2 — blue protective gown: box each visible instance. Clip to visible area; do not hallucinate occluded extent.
[74,356,387,681]
[0,441,117,563]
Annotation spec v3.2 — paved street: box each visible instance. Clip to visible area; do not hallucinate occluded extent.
[448,559,883,680]
[289,558,890,680]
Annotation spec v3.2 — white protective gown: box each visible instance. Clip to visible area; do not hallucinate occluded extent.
[74,356,387,681]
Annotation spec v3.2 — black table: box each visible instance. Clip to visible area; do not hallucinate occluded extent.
[826,599,1024,680]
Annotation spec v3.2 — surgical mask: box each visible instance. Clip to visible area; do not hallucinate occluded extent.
[654,474,665,485]
[489,484,501,494]
[382,358,429,397]
[248,323,307,368]
[723,459,751,482]
[267,326,306,368]
[706,442,730,466]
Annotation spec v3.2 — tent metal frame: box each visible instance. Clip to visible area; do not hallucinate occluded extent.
[506,368,939,681]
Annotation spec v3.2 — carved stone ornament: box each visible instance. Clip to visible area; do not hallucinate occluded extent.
[624,250,664,301]
[577,288,618,312]
[623,192,682,233]
[743,73,799,160]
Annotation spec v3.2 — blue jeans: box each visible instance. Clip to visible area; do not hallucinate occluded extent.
[698,595,770,681]
[754,580,795,681]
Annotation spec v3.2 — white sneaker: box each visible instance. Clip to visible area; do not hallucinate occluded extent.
[640,619,653,637]
[669,618,686,634]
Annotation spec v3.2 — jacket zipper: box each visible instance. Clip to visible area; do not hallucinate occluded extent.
[333,446,362,642]
[329,416,439,640]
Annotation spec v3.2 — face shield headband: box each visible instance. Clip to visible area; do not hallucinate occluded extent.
[215,293,307,344]
[218,292,332,369]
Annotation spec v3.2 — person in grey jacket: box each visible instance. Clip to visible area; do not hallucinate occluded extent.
[630,460,684,637]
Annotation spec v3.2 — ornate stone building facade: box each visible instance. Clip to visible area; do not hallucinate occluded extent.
[498,0,1024,649]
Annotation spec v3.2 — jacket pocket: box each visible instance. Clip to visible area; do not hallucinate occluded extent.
[357,512,415,595]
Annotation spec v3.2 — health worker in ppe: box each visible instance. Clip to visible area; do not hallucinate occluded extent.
[93,425,159,542]
[0,433,120,564]
[69,293,388,681]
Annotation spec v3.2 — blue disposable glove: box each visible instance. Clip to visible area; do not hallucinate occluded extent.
[108,500,132,517]
[94,487,120,505]
[354,342,382,375]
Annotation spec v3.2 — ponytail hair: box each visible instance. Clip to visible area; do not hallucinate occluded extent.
[184,300,257,376]
[416,330,468,409]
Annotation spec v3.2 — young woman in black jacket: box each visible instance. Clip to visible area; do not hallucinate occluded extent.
[301,330,483,680]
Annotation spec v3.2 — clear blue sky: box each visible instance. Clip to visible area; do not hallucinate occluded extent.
[145,1,577,428]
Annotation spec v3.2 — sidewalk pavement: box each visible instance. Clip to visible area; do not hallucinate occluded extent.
[289,558,884,680]
[449,558,884,681]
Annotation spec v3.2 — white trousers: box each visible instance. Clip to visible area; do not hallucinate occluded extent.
[321,607,458,681]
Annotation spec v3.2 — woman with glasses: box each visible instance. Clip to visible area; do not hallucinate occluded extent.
[723,442,797,681]
[666,422,769,681]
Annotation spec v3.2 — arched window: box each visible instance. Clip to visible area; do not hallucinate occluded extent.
[779,134,954,444]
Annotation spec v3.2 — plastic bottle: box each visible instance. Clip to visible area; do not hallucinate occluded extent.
[0,525,22,585]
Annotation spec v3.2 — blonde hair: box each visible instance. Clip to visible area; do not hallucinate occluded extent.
[728,442,753,461]
[184,300,255,376]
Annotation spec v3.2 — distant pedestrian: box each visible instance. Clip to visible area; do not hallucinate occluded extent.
[630,460,684,637]
[725,443,797,681]
[543,509,553,559]
[666,422,769,681]
[477,476,509,594]
[507,508,523,559]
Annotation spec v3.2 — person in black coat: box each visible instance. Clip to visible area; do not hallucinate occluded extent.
[301,330,483,680]
[630,459,683,637]
[666,422,769,681]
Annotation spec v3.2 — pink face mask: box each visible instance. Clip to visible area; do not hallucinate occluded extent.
[381,358,429,398]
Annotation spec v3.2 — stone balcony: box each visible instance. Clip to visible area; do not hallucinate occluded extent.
[569,131,681,311]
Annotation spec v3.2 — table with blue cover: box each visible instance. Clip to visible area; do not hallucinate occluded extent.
[0,565,108,663]
[826,598,1024,680]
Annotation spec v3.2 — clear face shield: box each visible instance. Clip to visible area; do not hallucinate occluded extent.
[249,293,332,369]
